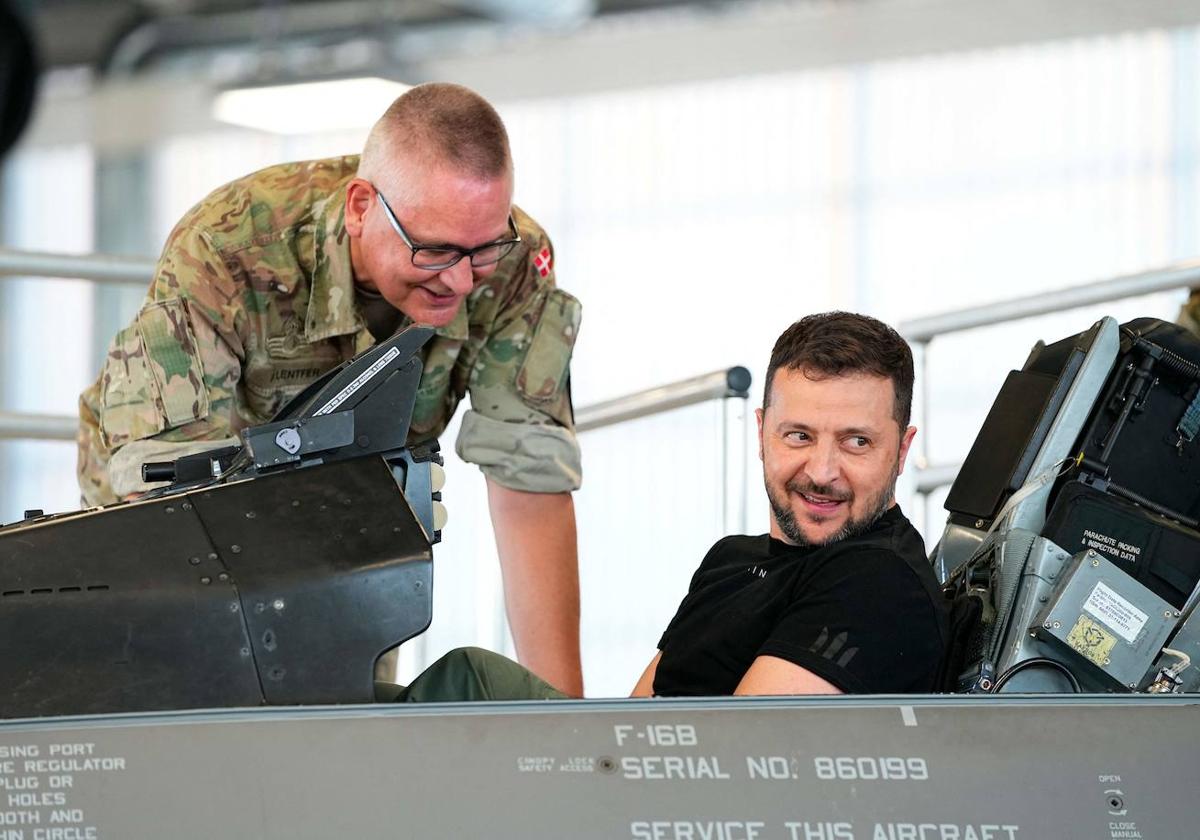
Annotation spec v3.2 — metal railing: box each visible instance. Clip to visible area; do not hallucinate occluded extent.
[576,367,752,537]
[0,247,754,531]
[576,367,750,432]
[0,412,77,441]
[898,258,1200,507]
[0,248,153,441]
[0,248,153,286]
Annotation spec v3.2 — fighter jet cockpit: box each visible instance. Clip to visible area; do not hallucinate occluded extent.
[0,325,446,718]
[932,316,1200,698]
[6,312,1200,719]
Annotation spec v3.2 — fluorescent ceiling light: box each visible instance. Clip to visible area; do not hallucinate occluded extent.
[212,77,411,134]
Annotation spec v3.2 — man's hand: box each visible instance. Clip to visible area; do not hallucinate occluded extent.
[734,655,842,696]
[486,479,583,697]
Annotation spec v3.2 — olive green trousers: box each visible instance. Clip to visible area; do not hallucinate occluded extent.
[377,647,569,703]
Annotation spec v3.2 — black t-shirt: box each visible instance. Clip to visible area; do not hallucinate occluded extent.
[654,506,947,696]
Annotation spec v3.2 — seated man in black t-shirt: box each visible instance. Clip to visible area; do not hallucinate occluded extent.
[630,311,947,697]
[388,312,947,701]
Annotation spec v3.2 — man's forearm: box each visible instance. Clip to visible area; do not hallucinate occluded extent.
[486,479,583,697]
[630,652,661,697]
[734,655,843,696]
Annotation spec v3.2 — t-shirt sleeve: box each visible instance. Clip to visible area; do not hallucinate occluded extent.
[757,549,944,693]
[656,539,729,651]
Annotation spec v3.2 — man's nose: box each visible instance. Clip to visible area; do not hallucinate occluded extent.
[803,440,842,487]
[438,258,475,296]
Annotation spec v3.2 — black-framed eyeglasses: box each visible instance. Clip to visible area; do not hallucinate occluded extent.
[374,188,521,271]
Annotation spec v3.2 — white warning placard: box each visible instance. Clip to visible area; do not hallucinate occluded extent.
[1083,581,1148,644]
[314,346,400,415]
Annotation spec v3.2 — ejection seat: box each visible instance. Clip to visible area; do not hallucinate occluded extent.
[933,316,1200,695]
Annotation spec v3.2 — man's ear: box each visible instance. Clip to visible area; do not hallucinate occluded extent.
[344,178,373,238]
[897,425,917,474]
[755,407,766,462]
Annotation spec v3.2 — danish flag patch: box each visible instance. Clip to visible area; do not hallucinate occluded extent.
[534,247,553,278]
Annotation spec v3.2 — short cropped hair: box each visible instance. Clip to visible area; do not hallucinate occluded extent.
[764,312,914,428]
[359,82,512,190]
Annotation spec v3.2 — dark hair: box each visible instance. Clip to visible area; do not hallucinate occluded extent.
[763,311,914,428]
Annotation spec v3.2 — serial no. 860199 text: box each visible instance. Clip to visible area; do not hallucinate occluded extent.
[813,757,929,781]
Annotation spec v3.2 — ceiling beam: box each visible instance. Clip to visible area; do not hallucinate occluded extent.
[20,0,1200,152]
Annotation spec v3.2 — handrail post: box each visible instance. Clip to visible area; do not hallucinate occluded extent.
[911,338,933,536]
[721,395,749,536]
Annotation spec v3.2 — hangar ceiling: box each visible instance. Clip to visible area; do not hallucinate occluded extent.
[23,0,1200,86]
[18,0,1200,151]
[26,0,696,73]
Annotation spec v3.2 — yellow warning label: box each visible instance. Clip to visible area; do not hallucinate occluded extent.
[1066,615,1117,667]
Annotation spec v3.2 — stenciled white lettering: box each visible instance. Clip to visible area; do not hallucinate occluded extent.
[46,812,81,826]
[0,780,37,792]
[6,795,64,809]
[747,756,792,780]
[785,821,854,840]
[45,747,92,759]
[621,756,731,781]
[630,821,765,840]
[872,824,1020,840]
[1082,530,1117,547]
[31,828,97,840]
[22,758,124,774]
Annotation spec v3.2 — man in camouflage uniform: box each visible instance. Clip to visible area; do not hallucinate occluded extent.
[77,83,585,696]
[1179,290,1200,337]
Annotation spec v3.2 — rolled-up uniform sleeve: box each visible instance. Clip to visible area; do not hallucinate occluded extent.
[78,223,246,504]
[1178,288,1200,338]
[455,231,583,493]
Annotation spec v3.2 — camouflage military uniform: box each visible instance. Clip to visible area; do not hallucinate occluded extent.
[78,156,582,505]
[1179,289,1200,338]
